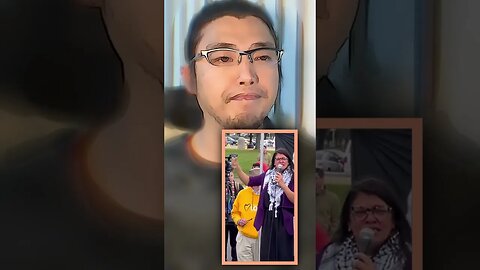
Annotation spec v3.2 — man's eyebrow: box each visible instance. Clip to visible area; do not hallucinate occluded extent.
[205,42,276,50]
[249,42,275,49]
[206,42,238,49]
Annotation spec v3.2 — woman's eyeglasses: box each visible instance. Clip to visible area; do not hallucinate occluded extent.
[351,206,392,220]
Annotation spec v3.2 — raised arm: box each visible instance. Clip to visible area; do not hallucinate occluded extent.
[231,158,250,185]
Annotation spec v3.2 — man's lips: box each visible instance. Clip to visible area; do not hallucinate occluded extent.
[227,93,262,103]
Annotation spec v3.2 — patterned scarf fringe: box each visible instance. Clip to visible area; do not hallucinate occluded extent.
[264,168,292,218]
[333,232,406,270]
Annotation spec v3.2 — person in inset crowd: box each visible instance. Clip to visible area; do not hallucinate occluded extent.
[231,166,262,261]
[257,144,272,167]
[316,222,331,269]
[253,161,269,173]
[225,171,243,261]
[316,168,341,237]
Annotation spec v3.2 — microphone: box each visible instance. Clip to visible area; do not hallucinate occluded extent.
[276,164,284,173]
[271,164,283,185]
[357,227,375,256]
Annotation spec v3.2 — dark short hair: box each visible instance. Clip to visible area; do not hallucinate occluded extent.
[185,0,280,62]
[270,148,294,171]
[334,177,411,257]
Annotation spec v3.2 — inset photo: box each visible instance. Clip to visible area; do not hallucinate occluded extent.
[316,119,422,270]
[222,129,298,265]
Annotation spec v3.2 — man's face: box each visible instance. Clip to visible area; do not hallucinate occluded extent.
[186,16,279,129]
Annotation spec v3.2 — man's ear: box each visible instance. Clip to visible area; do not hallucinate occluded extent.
[181,65,197,95]
[74,0,104,8]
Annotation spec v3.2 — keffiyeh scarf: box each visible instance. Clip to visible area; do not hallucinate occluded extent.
[322,232,407,270]
[263,168,293,218]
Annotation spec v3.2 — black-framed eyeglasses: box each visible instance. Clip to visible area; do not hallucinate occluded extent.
[190,47,284,67]
[351,206,392,220]
[275,157,288,161]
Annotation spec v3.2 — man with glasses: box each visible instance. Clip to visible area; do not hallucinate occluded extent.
[171,0,283,161]
[165,1,285,268]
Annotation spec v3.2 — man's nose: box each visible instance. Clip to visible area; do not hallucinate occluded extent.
[237,55,258,86]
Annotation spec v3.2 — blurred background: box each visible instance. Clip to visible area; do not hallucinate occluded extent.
[0,0,163,268]
[316,128,412,215]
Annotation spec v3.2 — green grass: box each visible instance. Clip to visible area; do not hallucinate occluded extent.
[327,183,351,206]
[225,148,273,175]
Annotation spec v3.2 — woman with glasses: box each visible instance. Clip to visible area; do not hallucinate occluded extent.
[318,178,412,270]
[232,148,295,261]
